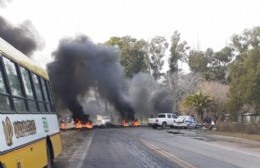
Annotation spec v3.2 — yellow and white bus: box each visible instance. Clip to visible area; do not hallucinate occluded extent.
[0,38,62,168]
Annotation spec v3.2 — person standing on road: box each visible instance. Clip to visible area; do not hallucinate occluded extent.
[209,115,217,130]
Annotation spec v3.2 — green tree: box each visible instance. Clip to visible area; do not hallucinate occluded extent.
[227,46,260,120]
[166,31,189,111]
[254,63,260,112]
[231,26,260,55]
[188,50,208,73]
[182,92,214,121]
[169,31,189,73]
[106,36,148,78]
[187,47,233,82]
[148,36,168,80]
[208,46,234,82]
[227,27,260,120]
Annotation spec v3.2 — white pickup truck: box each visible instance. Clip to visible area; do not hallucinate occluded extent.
[94,115,111,127]
[148,113,178,129]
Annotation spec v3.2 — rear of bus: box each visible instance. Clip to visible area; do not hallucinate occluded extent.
[0,38,62,168]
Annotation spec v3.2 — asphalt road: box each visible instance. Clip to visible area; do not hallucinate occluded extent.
[55,127,260,168]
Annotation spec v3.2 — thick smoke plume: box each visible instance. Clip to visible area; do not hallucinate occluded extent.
[47,36,134,121]
[129,73,174,117]
[0,16,42,56]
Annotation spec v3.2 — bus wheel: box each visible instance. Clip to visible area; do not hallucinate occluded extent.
[44,145,52,168]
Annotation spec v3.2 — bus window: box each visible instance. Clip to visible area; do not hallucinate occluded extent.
[0,95,11,111]
[28,99,38,112]
[45,81,53,102]
[0,61,12,112]
[2,57,26,112]
[32,74,43,100]
[13,98,26,111]
[32,73,46,112]
[20,67,38,112]
[46,81,56,112]
[20,67,34,98]
[0,65,7,93]
[41,78,52,112]
[41,78,50,102]
[3,57,23,97]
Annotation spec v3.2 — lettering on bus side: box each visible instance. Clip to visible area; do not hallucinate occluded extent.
[2,117,37,146]
[2,117,14,146]
[13,120,37,138]
[42,117,49,133]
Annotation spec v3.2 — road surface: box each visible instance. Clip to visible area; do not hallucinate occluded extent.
[54,127,260,168]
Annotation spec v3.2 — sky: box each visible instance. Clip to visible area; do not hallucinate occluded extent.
[0,0,260,70]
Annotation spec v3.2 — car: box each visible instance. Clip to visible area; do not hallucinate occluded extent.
[173,115,197,129]
[148,113,178,129]
[94,115,111,127]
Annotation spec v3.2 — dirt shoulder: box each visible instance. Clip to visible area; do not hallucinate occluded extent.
[204,132,260,156]
[53,129,92,168]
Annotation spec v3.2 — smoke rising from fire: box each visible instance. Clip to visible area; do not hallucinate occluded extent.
[0,16,42,56]
[129,73,174,116]
[47,36,134,121]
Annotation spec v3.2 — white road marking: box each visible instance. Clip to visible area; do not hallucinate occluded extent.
[141,138,197,168]
[77,130,95,168]
[68,130,95,168]
[68,152,78,162]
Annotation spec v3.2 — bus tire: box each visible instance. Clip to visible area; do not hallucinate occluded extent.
[44,145,53,168]
[0,162,5,168]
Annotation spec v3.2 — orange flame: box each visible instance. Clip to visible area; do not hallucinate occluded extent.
[85,122,93,129]
[60,123,66,129]
[132,120,139,127]
[121,120,128,127]
[75,119,83,129]
[75,119,93,129]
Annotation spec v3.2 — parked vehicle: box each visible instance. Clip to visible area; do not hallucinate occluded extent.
[148,113,178,129]
[94,115,111,127]
[173,115,197,129]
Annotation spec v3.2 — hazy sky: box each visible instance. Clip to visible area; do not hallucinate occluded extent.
[1,0,260,69]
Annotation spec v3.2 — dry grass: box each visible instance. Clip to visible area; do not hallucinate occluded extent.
[214,132,260,142]
[216,122,260,142]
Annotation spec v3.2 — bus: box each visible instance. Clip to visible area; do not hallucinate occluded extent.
[0,38,62,168]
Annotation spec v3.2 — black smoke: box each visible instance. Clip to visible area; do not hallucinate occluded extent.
[129,73,174,116]
[47,36,134,121]
[151,89,174,114]
[0,16,42,56]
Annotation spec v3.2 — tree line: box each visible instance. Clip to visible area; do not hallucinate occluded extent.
[105,26,260,122]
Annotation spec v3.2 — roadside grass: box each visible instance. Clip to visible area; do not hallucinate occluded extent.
[215,123,260,142]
